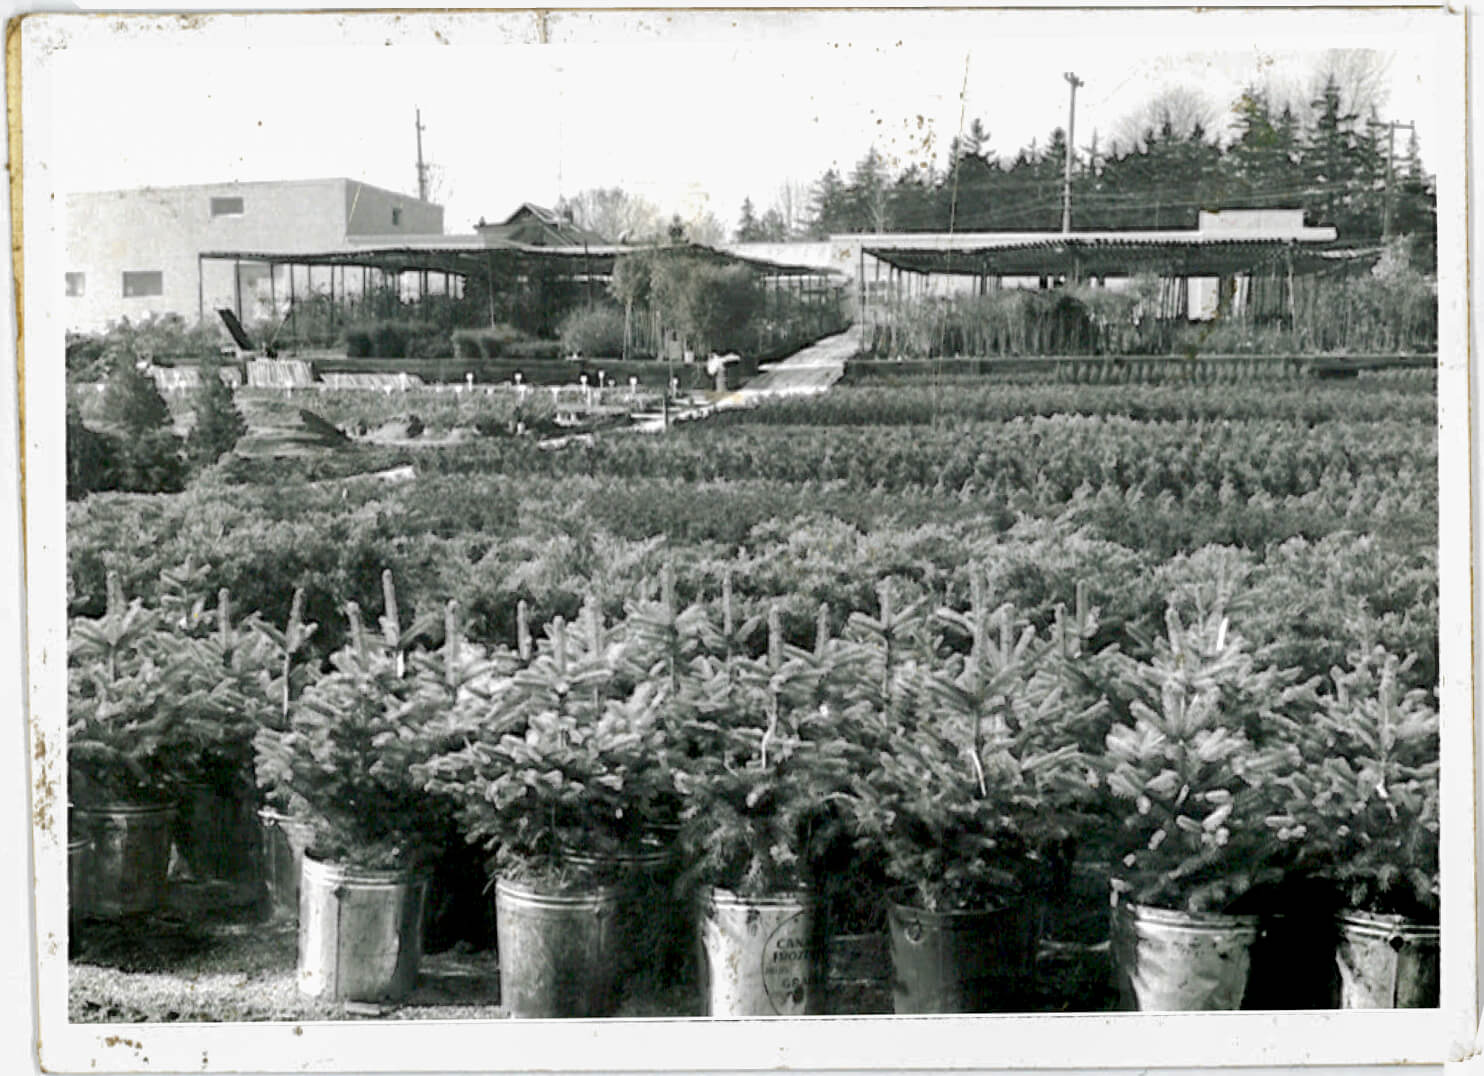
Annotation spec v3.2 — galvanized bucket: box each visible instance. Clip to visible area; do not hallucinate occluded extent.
[824,931,892,1014]
[68,831,92,925]
[259,807,316,920]
[1335,910,1439,1009]
[563,844,689,988]
[1111,902,1259,1011]
[74,803,175,917]
[174,781,261,882]
[698,887,823,1017]
[495,876,622,1018]
[297,856,430,1003]
[887,897,1038,1014]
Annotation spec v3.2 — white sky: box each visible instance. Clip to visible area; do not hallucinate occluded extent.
[37,9,1450,235]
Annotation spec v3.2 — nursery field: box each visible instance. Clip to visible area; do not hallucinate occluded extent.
[69,373,1439,687]
[67,369,1441,1019]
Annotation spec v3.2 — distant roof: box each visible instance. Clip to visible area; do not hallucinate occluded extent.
[474,203,611,247]
[839,226,1347,277]
[198,240,839,279]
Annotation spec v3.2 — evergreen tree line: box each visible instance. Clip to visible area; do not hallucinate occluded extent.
[68,354,247,499]
[734,78,1436,265]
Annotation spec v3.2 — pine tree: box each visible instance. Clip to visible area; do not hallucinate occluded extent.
[100,348,171,436]
[846,148,892,232]
[186,360,248,467]
[1227,86,1284,204]
[98,347,187,493]
[66,400,119,500]
[805,167,849,238]
[758,207,790,242]
[1303,75,1361,230]
[734,197,765,242]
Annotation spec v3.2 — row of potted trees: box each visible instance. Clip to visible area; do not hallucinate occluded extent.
[67,565,1441,1014]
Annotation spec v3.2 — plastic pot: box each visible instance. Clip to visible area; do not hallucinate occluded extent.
[297,855,430,1003]
[697,887,823,1017]
[259,807,316,920]
[174,780,261,882]
[1110,901,1259,1011]
[1335,909,1439,1009]
[887,895,1039,1014]
[74,803,175,917]
[495,876,622,1018]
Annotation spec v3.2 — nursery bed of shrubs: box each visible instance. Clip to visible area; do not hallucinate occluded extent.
[66,370,1439,1018]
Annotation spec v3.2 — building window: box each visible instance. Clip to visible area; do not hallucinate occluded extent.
[122,271,164,298]
[210,196,245,217]
[65,272,85,297]
[391,207,403,227]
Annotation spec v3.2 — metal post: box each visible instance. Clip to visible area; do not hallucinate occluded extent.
[1383,120,1415,241]
[487,252,497,328]
[233,259,243,323]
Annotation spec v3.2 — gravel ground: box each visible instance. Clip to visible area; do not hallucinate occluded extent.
[70,871,1116,1023]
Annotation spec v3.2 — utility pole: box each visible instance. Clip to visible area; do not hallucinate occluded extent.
[1382,119,1416,240]
[1062,72,1084,233]
[415,108,429,203]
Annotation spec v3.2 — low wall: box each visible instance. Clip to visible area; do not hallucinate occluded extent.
[309,356,731,390]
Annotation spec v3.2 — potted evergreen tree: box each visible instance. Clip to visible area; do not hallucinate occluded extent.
[1269,647,1440,1008]
[674,603,857,1017]
[841,582,1098,1014]
[416,605,678,1018]
[246,588,320,919]
[169,587,277,887]
[68,573,193,917]
[1097,607,1310,1011]
[254,574,465,1004]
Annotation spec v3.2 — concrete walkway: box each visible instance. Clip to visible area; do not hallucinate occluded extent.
[733,325,860,398]
[625,326,861,433]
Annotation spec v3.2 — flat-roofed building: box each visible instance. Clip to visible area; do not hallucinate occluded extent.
[64,178,443,332]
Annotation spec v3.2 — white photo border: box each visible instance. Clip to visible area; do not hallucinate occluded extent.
[17,6,1478,1071]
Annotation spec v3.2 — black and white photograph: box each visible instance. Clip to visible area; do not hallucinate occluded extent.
[12,5,1478,1072]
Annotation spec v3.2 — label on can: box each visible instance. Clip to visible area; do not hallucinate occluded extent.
[761,910,819,1014]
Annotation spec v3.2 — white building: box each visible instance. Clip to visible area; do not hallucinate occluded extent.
[64,178,444,332]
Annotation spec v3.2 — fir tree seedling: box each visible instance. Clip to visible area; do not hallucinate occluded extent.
[676,603,856,897]
[1098,608,1307,913]
[68,572,195,807]
[1268,647,1439,919]
[254,577,481,871]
